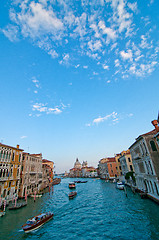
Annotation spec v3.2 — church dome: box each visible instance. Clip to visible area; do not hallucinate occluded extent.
[74,158,81,169]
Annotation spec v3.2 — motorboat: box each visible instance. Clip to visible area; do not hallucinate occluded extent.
[0,210,5,217]
[68,191,77,199]
[69,183,76,189]
[116,182,124,190]
[52,178,61,185]
[22,212,53,233]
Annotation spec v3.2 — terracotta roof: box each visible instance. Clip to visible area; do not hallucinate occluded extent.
[106,158,116,163]
[42,159,54,163]
[0,143,23,151]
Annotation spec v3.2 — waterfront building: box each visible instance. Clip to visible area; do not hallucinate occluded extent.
[69,159,97,178]
[98,158,109,179]
[19,153,43,197]
[0,143,23,203]
[115,153,122,176]
[98,157,118,180]
[129,119,159,203]
[40,159,54,191]
[69,168,82,178]
[119,150,134,177]
[81,166,98,178]
[74,158,82,169]
[82,161,88,168]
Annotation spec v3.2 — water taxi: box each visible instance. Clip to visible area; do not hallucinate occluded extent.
[68,191,77,199]
[22,212,53,233]
[116,182,124,190]
[69,183,76,189]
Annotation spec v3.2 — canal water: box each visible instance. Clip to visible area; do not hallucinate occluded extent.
[1,178,159,240]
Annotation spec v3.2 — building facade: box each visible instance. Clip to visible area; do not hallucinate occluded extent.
[129,120,159,202]
[19,153,43,197]
[0,143,23,203]
[119,150,134,177]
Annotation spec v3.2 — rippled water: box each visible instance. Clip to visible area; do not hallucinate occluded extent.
[1,178,159,240]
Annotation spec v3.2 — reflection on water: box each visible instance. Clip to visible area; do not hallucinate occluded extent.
[0,178,159,240]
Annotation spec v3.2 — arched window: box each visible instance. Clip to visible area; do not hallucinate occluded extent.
[3,189,6,198]
[12,152,15,161]
[3,169,5,178]
[154,182,159,196]
[149,161,154,175]
[150,181,154,194]
[143,142,148,154]
[150,140,157,151]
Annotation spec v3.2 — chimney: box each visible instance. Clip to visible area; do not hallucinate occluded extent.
[16,144,19,149]
[151,120,159,132]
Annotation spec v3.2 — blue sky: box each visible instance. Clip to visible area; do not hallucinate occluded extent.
[0,0,159,173]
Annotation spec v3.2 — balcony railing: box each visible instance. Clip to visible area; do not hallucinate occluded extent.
[133,153,142,160]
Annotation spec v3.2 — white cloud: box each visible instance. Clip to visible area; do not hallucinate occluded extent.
[98,20,117,41]
[32,77,40,88]
[127,2,138,13]
[32,103,62,115]
[20,136,27,139]
[59,53,70,65]
[17,2,63,38]
[2,25,19,42]
[120,49,133,61]
[103,64,109,70]
[83,65,88,69]
[93,112,117,124]
[88,40,102,52]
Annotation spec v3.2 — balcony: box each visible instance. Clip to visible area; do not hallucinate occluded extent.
[30,172,36,175]
[0,176,8,181]
[133,153,142,160]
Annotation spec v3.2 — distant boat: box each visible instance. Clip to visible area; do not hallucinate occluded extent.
[22,212,53,233]
[8,201,27,210]
[0,210,5,217]
[68,191,77,199]
[69,183,76,189]
[74,180,87,183]
[80,181,87,183]
[53,178,61,185]
[116,182,124,190]
[30,194,42,198]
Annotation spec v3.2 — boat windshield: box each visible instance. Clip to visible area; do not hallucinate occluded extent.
[26,219,36,225]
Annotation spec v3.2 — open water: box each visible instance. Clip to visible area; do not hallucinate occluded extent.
[1,178,159,240]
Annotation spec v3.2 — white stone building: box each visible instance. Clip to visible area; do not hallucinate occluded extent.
[129,120,159,203]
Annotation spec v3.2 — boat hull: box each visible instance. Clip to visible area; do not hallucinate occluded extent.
[69,192,77,199]
[22,213,53,233]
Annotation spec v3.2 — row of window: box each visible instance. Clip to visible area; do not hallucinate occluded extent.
[0,150,22,162]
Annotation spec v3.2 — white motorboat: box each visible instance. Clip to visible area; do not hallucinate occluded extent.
[116,182,124,190]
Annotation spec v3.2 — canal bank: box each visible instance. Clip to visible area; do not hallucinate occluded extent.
[0,178,159,240]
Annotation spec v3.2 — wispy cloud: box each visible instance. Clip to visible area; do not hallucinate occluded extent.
[20,136,27,139]
[31,102,70,116]
[2,0,158,79]
[32,103,62,115]
[86,111,134,127]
